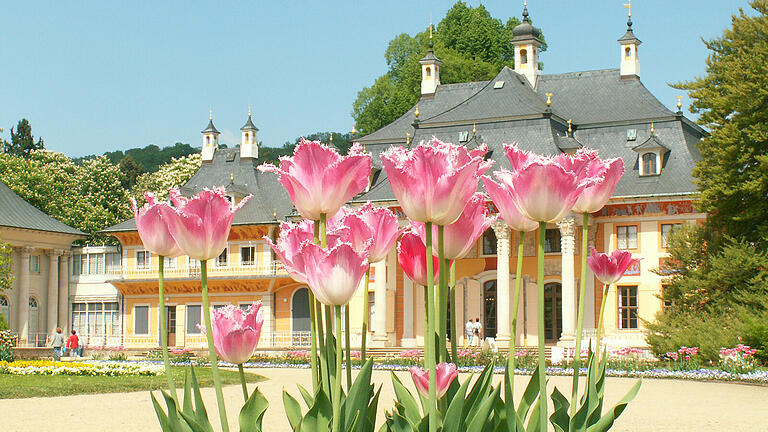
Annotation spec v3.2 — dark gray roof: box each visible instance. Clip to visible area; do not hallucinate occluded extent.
[632,134,670,152]
[618,19,642,44]
[241,115,259,132]
[202,119,220,134]
[0,180,85,236]
[555,134,582,151]
[420,46,441,64]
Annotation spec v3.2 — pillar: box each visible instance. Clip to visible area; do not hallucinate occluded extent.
[583,224,597,331]
[402,273,415,346]
[492,221,511,347]
[558,217,576,345]
[17,247,33,344]
[371,259,387,345]
[58,251,70,332]
[46,250,60,334]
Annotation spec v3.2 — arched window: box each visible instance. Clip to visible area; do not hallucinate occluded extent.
[520,49,528,64]
[0,295,9,326]
[206,136,210,145]
[426,66,431,77]
[625,46,631,59]
[642,153,657,175]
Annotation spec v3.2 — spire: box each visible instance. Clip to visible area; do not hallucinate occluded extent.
[240,107,259,160]
[201,111,220,162]
[512,0,543,88]
[420,21,442,96]
[618,0,641,78]
[240,106,259,132]
[522,0,530,23]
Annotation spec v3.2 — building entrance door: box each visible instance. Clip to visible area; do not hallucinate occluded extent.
[544,283,562,343]
[165,306,177,347]
[483,280,497,339]
[291,288,310,345]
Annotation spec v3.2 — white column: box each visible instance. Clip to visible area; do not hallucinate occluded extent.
[493,221,511,347]
[402,274,415,344]
[583,224,597,331]
[46,250,60,334]
[260,293,273,347]
[17,247,33,344]
[58,251,70,332]
[558,217,576,345]
[371,259,387,344]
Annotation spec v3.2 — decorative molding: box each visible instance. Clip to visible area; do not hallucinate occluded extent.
[558,217,576,255]
[491,220,510,241]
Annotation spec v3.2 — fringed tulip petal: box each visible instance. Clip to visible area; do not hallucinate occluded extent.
[482,173,538,233]
[131,193,183,258]
[302,242,368,306]
[410,362,458,399]
[209,303,264,365]
[587,246,641,285]
[397,230,440,287]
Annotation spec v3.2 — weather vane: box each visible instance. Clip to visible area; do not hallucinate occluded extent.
[624,0,631,18]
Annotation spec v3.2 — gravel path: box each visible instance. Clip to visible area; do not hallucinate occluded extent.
[1,368,767,431]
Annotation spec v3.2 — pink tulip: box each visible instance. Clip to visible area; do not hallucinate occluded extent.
[330,213,374,256]
[587,246,641,285]
[381,138,492,225]
[131,193,183,258]
[163,188,251,261]
[258,138,371,221]
[553,147,600,179]
[264,221,313,284]
[571,157,625,214]
[397,230,440,286]
[504,143,542,172]
[482,174,538,233]
[498,159,596,223]
[302,242,368,306]
[412,193,497,260]
[409,362,458,399]
[332,202,401,263]
[205,303,264,364]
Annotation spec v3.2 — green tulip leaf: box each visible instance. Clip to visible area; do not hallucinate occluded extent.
[297,384,315,409]
[188,366,213,431]
[343,358,375,431]
[525,399,541,432]
[282,390,303,431]
[466,386,501,432]
[391,372,422,421]
[151,392,171,431]
[517,367,541,421]
[238,386,269,432]
[443,375,472,432]
[585,378,642,432]
[549,386,571,432]
[299,388,333,432]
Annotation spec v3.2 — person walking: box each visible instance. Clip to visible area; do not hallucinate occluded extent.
[66,330,79,358]
[464,319,474,347]
[50,328,64,361]
[473,318,482,347]
[78,332,87,357]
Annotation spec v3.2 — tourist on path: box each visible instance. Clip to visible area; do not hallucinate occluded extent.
[465,319,475,347]
[66,330,79,358]
[50,328,64,361]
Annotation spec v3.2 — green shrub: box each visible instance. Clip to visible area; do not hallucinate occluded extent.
[645,311,737,363]
[738,309,768,365]
[0,330,16,362]
[0,314,9,331]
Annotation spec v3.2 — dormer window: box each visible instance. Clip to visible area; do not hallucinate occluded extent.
[641,153,657,176]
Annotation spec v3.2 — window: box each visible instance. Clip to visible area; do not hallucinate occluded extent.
[617,225,638,250]
[89,253,104,274]
[136,251,150,270]
[164,256,176,270]
[216,248,229,267]
[186,305,202,334]
[239,303,252,311]
[661,284,673,313]
[89,303,104,335]
[425,66,431,77]
[482,228,497,255]
[626,129,637,141]
[618,286,638,329]
[134,306,149,335]
[104,302,120,335]
[661,223,682,248]
[241,246,256,266]
[520,48,528,64]
[29,255,40,274]
[106,252,121,273]
[544,229,561,253]
[642,153,657,175]
[0,296,9,325]
[625,46,631,58]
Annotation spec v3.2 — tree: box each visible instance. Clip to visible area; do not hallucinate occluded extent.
[2,119,44,157]
[674,1,768,248]
[0,239,12,293]
[118,154,145,188]
[352,2,545,135]
[131,153,202,205]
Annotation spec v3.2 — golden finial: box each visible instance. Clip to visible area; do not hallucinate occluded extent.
[329,132,334,143]
[472,122,477,135]
[567,119,573,134]
[545,92,553,107]
[406,132,411,146]
[351,124,357,136]
[248,105,252,117]
[273,208,277,219]
[650,122,655,134]
[624,0,632,18]
[209,108,213,120]
[676,96,682,111]
[414,105,420,118]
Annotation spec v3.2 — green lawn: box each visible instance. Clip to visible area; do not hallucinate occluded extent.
[0,366,266,399]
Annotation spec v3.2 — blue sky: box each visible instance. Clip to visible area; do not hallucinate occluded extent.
[0,1,753,157]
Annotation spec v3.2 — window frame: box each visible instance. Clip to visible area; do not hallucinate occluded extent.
[133,304,150,336]
[185,304,203,335]
[660,222,683,250]
[480,228,497,257]
[544,229,561,254]
[240,245,256,267]
[29,255,41,274]
[640,152,659,176]
[617,285,639,330]
[616,225,639,251]
[215,246,230,268]
[135,250,150,270]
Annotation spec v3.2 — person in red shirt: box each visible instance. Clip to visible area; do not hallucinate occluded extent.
[66,330,79,358]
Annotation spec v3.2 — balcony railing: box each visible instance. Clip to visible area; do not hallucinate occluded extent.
[122,331,312,349]
[107,262,288,280]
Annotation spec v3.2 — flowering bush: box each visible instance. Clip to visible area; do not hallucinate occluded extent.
[0,330,16,362]
[146,347,195,363]
[719,344,759,373]
[90,346,128,361]
[664,346,701,370]
[0,360,162,376]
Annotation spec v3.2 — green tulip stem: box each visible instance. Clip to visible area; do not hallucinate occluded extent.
[320,214,334,395]
[437,225,447,363]
[571,212,590,414]
[157,256,177,402]
[507,230,525,399]
[200,260,229,432]
[536,222,547,428]
[360,268,370,361]
[449,261,458,364]
[344,303,352,390]
[596,283,610,362]
[333,305,343,432]
[424,222,438,432]
[312,221,325,394]
[238,363,248,402]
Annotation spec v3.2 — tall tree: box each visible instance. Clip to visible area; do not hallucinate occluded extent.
[2,119,44,157]
[0,239,12,293]
[675,1,768,248]
[130,153,202,205]
[118,154,145,188]
[352,2,544,134]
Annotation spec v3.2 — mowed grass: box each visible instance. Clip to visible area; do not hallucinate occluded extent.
[0,366,266,399]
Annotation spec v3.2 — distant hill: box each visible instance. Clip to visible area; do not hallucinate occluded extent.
[73,142,200,174]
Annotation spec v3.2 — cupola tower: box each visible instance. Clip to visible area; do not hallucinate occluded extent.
[201,110,220,162]
[240,107,259,160]
[511,2,544,88]
[618,1,641,78]
[419,23,442,97]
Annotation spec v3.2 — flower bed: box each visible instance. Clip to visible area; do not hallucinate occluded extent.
[0,360,163,376]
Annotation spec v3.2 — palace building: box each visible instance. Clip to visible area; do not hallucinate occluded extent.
[103,6,705,352]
